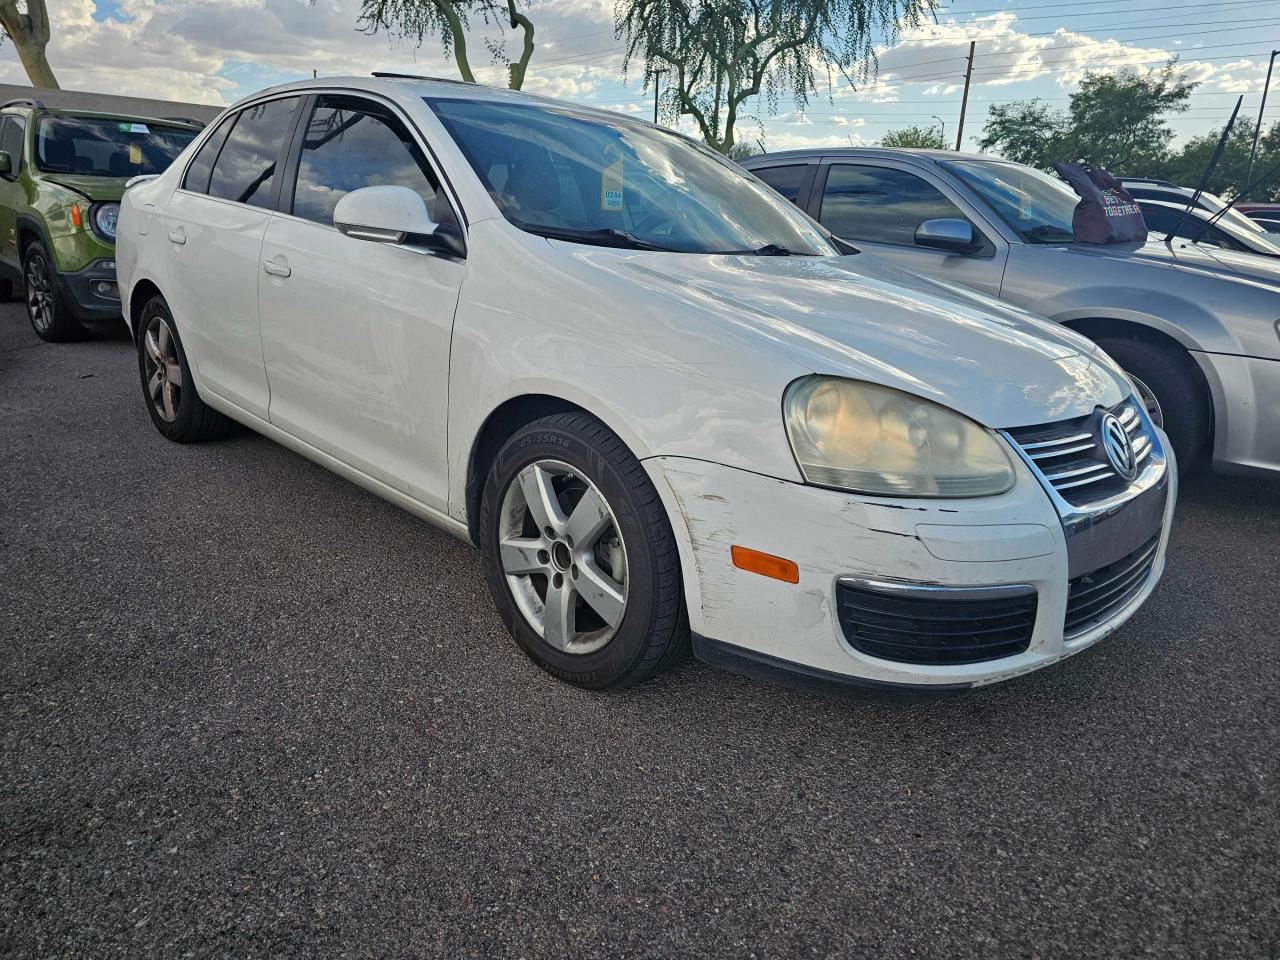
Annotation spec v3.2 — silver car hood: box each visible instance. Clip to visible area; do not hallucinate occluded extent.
[588,248,1129,428]
[1061,238,1280,291]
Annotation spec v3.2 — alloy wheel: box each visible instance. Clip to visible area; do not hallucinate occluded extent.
[25,253,54,333]
[498,459,629,655]
[142,314,183,422]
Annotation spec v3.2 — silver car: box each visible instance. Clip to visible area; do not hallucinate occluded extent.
[741,148,1280,478]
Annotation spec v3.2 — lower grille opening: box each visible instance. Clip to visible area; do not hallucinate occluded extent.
[1064,534,1160,637]
[836,582,1037,665]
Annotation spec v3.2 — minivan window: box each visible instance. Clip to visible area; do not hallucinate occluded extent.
[0,116,24,174]
[426,97,833,255]
[35,116,197,177]
[752,164,809,205]
[182,114,235,194]
[208,97,300,208]
[820,165,967,247]
[291,96,454,227]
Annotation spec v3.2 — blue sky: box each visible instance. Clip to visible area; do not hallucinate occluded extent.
[11,0,1279,157]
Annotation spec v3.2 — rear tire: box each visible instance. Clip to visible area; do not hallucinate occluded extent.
[1093,336,1209,474]
[478,413,689,689]
[136,295,234,443]
[24,241,86,342]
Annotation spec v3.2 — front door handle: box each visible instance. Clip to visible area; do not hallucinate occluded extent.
[262,256,291,278]
[168,226,186,245]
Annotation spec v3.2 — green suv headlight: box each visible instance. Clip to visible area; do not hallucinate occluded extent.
[91,202,119,242]
[783,376,1016,498]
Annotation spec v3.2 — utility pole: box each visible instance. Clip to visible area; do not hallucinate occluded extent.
[1246,49,1279,190]
[955,41,975,152]
[652,68,666,125]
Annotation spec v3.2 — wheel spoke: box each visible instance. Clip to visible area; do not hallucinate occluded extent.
[157,322,171,357]
[576,559,625,627]
[518,463,568,533]
[542,579,577,650]
[164,361,181,384]
[144,330,163,364]
[500,537,546,576]
[565,486,611,548]
[148,370,163,399]
[162,382,177,419]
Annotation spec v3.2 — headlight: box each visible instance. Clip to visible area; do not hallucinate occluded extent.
[91,202,119,241]
[783,377,1015,498]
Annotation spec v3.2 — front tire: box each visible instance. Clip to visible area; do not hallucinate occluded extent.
[1093,336,1210,474]
[136,295,234,443]
[478,413,688,689]
[24,241,85,342]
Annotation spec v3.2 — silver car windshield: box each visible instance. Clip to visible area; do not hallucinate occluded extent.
[943,159,1079,244]
[426,97,834,255]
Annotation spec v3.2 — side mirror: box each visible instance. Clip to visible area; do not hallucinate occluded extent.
[914,218,981,254]
[333,185,465,259]
[0,152,12,176]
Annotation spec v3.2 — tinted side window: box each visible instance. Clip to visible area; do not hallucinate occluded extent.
[208,97,300,208]
[820,164,966,246]
[182,114,235,194]
[1,117,24,174]
[752,164,808,205]
[291,96,453,227]
[1140,206,1224,246]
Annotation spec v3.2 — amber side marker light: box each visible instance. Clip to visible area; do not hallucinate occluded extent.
[731,545,800,584]
[70,203,83,228]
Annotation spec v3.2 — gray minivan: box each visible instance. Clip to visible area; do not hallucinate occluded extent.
[740,148,1280,478]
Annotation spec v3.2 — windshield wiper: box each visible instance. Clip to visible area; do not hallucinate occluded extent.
[713,242,817,256]
[516,223,679,252]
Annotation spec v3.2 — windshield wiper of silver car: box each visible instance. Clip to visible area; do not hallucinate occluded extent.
[517,223,679,252]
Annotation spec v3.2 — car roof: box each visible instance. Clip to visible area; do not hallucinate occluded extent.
[737,146,996,166]
[239,74,641,126]
[1137,198,1217,218]
[0,104,202,128]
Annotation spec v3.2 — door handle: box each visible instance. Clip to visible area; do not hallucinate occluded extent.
[262,256,291,278]
[168,227,186,245]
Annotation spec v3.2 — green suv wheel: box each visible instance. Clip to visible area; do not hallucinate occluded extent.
[24,240,86,342]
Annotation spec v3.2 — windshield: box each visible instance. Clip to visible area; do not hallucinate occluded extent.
[426,97,833,255]
[943,159,1078,244]
[36,116,199,177]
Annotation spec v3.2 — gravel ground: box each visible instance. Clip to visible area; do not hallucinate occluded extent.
[2,302,1278,959]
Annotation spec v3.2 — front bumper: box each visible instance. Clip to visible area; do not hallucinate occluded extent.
[55,258,121,324]
[646,427,1175,692]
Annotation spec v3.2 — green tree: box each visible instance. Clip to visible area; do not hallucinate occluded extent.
[0,0,58,89]
[358,0,536,89]
[616,0,938,155]
[978,63,1194,172]
[880,124,945,149]
[1158,122,1280,201]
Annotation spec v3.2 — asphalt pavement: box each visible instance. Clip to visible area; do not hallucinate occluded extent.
[2,301,1278,959]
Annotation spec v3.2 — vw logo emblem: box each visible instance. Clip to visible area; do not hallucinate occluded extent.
[1101,412,1137,480]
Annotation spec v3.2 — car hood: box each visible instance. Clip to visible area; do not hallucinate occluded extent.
[1063,237,1280,291]
[566,245,1128,428]
[39,173,126,202]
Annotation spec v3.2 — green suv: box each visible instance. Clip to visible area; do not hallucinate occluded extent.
[0,99,201,341]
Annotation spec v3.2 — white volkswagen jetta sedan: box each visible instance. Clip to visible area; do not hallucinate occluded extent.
[116,75,1175,693]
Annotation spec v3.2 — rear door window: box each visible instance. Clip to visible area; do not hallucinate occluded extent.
[820,164,967,246]
[207,97,300,208]
[750,164,809,205]
[182,114,235,194]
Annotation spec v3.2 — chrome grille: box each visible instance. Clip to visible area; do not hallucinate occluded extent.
[1005,399,1154,507]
